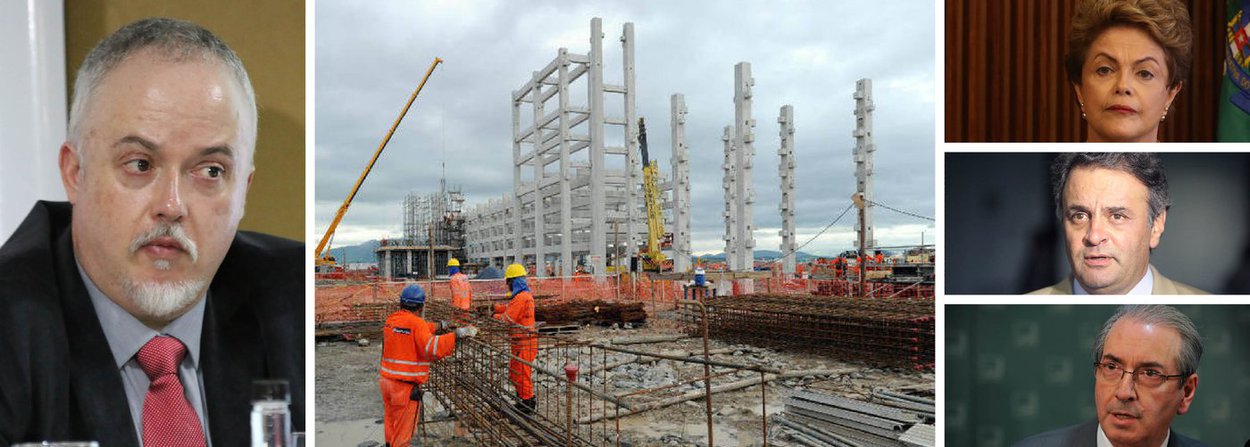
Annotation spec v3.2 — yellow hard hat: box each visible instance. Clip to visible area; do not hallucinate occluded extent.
[447,258,460,267]
[505,263,527,279]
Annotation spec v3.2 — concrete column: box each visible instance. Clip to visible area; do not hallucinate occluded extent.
[853,79,875,251]
[557,49,574,277]
[531,70,545,278]
[622,22,639,265]
[512,90,524,270]
[778,105,796,275]
[733,62,755,272]
[721,125,737,272]
[588,17,607,276]
[383,251,392,280]
[670,94,691,273]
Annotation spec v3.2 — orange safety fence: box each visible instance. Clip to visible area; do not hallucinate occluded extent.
[315,275,933,327]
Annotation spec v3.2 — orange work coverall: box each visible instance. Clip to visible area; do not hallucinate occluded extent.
[493,289,537,400]
[379,310,456,447]
[450,272,472,311]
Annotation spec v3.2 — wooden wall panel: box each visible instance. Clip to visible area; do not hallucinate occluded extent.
[946,0,1223,142]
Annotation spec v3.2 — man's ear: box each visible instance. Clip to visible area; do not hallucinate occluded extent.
[1149,209,1167,249]
[59,144,82,204]
[1176,373,1197,415]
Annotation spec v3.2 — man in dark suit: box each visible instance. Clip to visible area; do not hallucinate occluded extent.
[1028,153,1205,295]
[1013,305,1205,447]
[0,18,302,446]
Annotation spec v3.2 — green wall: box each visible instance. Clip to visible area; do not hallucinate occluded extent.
[946,305,1250,446]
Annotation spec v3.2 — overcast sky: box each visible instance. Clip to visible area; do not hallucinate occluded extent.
[315,0,935,256]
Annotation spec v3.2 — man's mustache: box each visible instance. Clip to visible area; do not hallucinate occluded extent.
[128,222,198,263]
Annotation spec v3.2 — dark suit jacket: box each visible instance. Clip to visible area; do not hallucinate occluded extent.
[1012,420,1207,447]
[0,201,304,446]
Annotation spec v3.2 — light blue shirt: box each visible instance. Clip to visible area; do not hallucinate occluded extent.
[1097,423,1169,447]
[1074,265,1153,295]
[78,263,213,446]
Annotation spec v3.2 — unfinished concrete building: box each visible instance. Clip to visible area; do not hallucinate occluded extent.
[377,185,465,279]
[464,18,668,277]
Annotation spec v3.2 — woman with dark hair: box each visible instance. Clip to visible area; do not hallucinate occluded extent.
[1066,0,1192,142]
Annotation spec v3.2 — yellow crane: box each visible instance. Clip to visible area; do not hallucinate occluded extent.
[315,57,443,269]
[636,118,667,272]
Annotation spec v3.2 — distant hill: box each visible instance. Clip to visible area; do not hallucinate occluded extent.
[325,239,381,264]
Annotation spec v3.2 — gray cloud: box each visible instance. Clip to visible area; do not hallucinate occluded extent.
[315,0,935,255]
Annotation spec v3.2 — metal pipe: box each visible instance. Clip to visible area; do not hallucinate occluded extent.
[697,297,714,447]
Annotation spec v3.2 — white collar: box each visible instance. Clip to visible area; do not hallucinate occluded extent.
[1097,423,1169,447]
[1075,265,1153,295]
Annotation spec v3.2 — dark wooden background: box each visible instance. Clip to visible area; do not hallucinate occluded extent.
[945,0,1225,142]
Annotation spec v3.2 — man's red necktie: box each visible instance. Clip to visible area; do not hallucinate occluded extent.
[137,335,206,447]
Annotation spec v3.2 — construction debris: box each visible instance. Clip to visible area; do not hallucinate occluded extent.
[536,300,647,327]
[682,294,935,369]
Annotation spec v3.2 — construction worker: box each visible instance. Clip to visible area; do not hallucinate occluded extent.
[686,267,713,300]
[448,258,472,312]
[493,263,538,414]
[380,284,477,447]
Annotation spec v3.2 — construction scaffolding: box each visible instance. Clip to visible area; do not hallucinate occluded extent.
[377,186,466,279]
[465,17,668,278]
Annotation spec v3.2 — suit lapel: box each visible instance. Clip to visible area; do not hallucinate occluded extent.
[1073,419,1099,447]
[201,255,265,446]
[1150,265,1179,294]
[55,230,139,446]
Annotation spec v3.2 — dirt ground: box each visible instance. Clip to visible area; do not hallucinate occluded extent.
[315,318,933,446]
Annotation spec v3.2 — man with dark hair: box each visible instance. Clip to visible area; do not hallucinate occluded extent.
[0,18,302,445]
[1030,153,1204,294]
[1013,305,1205,447]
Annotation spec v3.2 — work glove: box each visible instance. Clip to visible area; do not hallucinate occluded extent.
[455,326,479,339]
[437,320,452,332]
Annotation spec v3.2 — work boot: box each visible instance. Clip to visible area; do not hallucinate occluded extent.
[513,397,536,414]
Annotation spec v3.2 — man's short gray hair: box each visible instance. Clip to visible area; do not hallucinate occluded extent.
[68,17,257,152]
[1050,153,1171,228]
[1092,305,1203,379]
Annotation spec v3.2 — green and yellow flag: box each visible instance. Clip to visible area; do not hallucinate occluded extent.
[1221,0,1250,141]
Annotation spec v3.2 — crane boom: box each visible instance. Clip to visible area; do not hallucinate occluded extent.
[315,57,443,266]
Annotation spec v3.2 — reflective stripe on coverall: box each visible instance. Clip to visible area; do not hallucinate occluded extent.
[379,310,455,447]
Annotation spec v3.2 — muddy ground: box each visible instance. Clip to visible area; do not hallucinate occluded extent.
[315,317,932,446]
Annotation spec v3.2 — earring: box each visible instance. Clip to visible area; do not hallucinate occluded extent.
[1079,102,1086,119]
[1160,108,1169,122]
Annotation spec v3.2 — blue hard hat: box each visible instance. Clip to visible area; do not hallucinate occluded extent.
[400,284,426,306]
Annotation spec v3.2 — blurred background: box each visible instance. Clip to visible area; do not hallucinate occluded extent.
[944,0,1240,142]
[1,1,304,242]
[945,304,1250,446]
[945,152,1250,294]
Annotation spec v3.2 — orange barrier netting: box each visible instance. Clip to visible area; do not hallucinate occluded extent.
[315,275,934,327]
